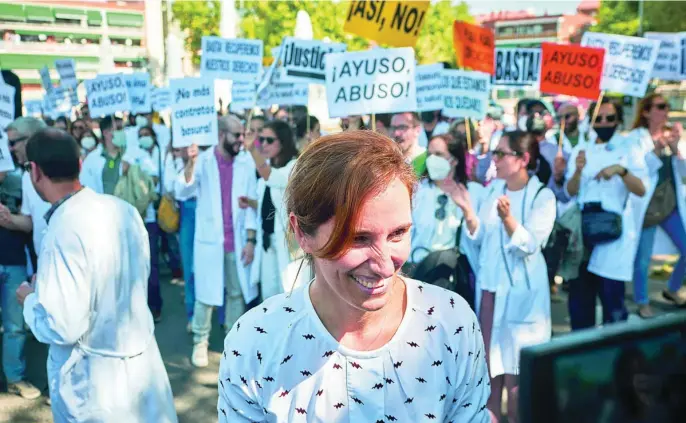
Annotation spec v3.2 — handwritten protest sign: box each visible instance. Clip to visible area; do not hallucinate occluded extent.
[343,0,429,48]
[169,78,217,148]
[124,72,152,114]
[258,83,309,109]
[539,43,604,100]
[494,47,541,87]
[24,100,43,117]
[230,82,257,112]
[415,63,444,112]
[325,47,416,118]
[441,69,490,120]
[581,32,659,97]
[201,36,263,82]
[85,74,131,118]
[280,37,347,84]
[0,83,15,129]
[645,32,686,81]
[55,59,78,88]
[152,87,172,112]
[39,66,53,94]
[453,21,495,75]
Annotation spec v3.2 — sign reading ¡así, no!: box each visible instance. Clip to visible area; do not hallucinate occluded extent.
[325,47,417,118]
[200,36,264,82]
[441,69,490,121]
[343,0,429,48]
[453,21,495,75]
[169,78,217,148]
[85,74,131,118]
[493,48,541,88]
[539,42,605,100]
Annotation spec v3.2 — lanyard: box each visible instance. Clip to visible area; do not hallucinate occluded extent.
[499,182,533,290]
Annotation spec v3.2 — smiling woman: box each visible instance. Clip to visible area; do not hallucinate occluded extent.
[218,130,493,423]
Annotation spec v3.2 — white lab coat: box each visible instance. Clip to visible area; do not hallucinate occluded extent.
[251,159,297,293]
[544,130,588,156]
[175,147,259,306]
[22,188,177,423]
[79,145,123,194]
[410,179,485,274]
[466,176,555,377]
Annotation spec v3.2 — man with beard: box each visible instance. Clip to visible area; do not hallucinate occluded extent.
[390,112,426,176]
[549,102,586,151]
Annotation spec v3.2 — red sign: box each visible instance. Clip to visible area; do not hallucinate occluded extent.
[540,42,605,100]
[452,21,495,75]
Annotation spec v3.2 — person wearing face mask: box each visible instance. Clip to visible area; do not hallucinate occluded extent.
[80,116,128,195]
[408,133,485,307]
[174,115,259,368]
[565,99,647,330]
[78,130,99,159]
[418,110,450,149]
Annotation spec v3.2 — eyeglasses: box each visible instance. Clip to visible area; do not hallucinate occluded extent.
[492,149,521,159]
[8,136,28,147]
[435,194,448,221]
[258,136,277,145]
[390,125,415,133]
[596,114,617,124]
[652,103,669,111]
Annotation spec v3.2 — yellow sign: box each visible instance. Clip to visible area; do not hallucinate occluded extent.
[343,0,430,48]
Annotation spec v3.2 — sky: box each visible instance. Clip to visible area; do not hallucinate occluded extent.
[464,0,581,15]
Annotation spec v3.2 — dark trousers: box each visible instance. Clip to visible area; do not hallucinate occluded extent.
[568,261,628,330]
[146,221,163,313]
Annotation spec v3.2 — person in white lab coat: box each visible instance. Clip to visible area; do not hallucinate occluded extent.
[565,99,647,330]
[79,116,128,195]
[409,132,485,308]
[452,129,556,423]
[174,115,259,368]
[628,93,686,317]
[242,120,298,300]
[16,128,177,422]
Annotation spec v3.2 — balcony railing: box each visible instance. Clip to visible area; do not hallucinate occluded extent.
[1,21,143,39]
[0,40,145,58]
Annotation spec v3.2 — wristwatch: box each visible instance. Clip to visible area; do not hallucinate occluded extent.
[619,167,628,177]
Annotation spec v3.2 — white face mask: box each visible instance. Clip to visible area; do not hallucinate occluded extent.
[426,154,452,181]
[135,115,149,127]
[112,130,128,148]
[81,136,96,150]
[517,115,528,131]
[139,135,154,149]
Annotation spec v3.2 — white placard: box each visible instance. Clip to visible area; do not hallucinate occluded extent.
[55,58,78,88]
[24,100,43,117]
[645,32,686,81]
[581,32,660,97]
[151,87,172,112]
[280,37,347,84]
[0,129,14,172]
[169,78,217,148]
[325,47,417,118]
[415,63,445,112]
[84,74,131,118]
[200,36,263,82]
[441,69,490,121]
[0,83,15,129]
[494,47,541,87]
[39,66,53,94]
[46,85,73,119]
[257,83,309,108]
[124,72,152,114]
[230,82,257,112]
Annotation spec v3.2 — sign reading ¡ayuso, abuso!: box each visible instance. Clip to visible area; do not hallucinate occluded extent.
[343,0,429,47]
[539,42,605,100]
[169,78,217,148]
[280,37,347,84]
[123,72,152,114]
[85,74,131,118]
[325,47,417,118]
[441,69,490,121]
[200,36,264,82]
[581,32,660,97]
[493,48,541,87]
[645,32,686,81]
[415,63,444,112]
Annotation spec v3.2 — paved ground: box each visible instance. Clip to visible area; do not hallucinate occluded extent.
[1,259,684,422]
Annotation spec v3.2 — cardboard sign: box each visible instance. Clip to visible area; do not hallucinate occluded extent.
[124,72,152,114]
[441,69,490,120]
[0,129,14,172]
[343,0,429,48]
[24,100,43,117]
[645,32,686,81]
[494,47,541,87]
[539,43,605,100]
[257,83,309,108]
[280,37,347,84]
[200,36,263,82]
[415,63,444,112]
[230,82,257,112]
[84,74,131,118]
[55,59,78,88]
[581,32,659,97]
[169,78,217,148]
[325,47,416,118]
[453,21,495,75]
[151,87,172,112]
[39,66,53,94]
[0,83,15,129]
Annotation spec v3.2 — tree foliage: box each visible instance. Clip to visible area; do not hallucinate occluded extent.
[172,0,221,65]
[591,0,686,36]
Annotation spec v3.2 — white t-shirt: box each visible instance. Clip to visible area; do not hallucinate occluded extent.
[218,278,491,422]
[21,172,51,252]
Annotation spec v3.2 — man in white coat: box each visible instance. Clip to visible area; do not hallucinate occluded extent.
[16,128,177,422]
[175,115,259,368]
[79,116,128,195]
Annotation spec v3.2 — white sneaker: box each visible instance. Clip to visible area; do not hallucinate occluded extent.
[191,342,209,368]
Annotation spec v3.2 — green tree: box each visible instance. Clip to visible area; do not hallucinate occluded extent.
[415,0,472,66]
[171,0,221,65]
[591,0,686,36]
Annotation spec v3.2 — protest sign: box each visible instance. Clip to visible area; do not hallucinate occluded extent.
[230,82,257,112]
[453,21,495,75]
[200,36,263,82]
[415,63,444,112]
[343,0,429,48]
[581,32,659,97]
[645,32,686,81]
[169,78,217,148]
[280,37,347,84]
[152,87,172,112]
[539,42,605,100]
[24,100,43,117]
[258,83,309,108]
[441,69,490,120]
[0,130,13,172]
[55,59,78,88]
[494,47,541,87]
[84,74,131,118]
[0,83,15,129]
[325,47,416,118]
[124,72,152,114]
[39,66,53,93]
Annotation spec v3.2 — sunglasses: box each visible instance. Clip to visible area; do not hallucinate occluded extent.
[596,114,617,124]
[258,136,277,145]
[435,194,448,221]
[652,103,669,111]
[8,136,28,147]
[492,149,521,159]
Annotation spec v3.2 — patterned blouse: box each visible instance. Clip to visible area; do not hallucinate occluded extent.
[218,277,491,422]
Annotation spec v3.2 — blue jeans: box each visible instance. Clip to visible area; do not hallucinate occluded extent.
[179,199,196,320]
[0,265,28,383]
[633,209,686,305]
[146,222,162,313]
[568,262,628,331]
